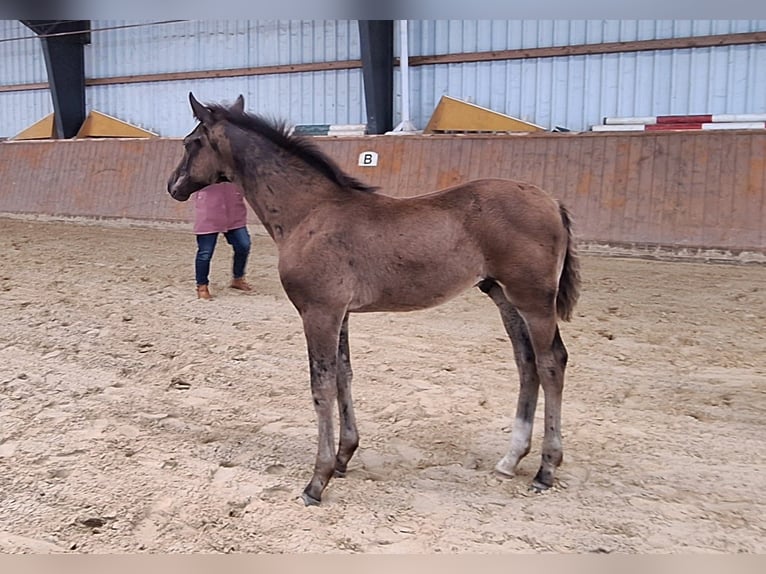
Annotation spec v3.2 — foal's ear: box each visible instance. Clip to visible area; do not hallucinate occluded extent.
[189,92,213,124]
[231,94,245,114]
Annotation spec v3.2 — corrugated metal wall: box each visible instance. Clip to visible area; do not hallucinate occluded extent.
[0,19,367,138]
[87,20,358,75]
[86,68,366,139]
[1,19,765,137]
[84,20,366,136]
[1,132,764,252]
[402,19,766,131]
[0,20,52,137]
[0,21,48,84]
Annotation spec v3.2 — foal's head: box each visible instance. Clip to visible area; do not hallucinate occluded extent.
[167,92,244,201]
[168,92,377,202]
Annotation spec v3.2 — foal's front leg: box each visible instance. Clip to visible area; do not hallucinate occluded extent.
[334,314,359,477]
[300,308,345,506]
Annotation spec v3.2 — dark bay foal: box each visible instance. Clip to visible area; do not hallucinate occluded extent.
[167,93,581,506]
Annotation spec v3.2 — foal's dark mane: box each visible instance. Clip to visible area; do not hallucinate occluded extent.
[209,104,377,193]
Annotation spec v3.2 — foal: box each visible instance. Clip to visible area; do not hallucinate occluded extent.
[167,93,581,506]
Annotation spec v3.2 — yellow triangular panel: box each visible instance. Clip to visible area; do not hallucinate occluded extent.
[11,113,55,140]
[76,110,157,138]
[424,95,544,133]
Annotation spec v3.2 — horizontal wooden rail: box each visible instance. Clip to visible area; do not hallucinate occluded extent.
[407,31,766,66]
[0,60,363,93]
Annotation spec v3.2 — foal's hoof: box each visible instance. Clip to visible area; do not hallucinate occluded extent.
[531,469,555,492]
[493,456,516,478]
[334,469,347,478]
[301,491,322,507]
[530,480,552,493]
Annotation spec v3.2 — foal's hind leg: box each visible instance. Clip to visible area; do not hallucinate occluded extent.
[479,280,540,477]
[516,309,569,491]
[334,314,359,477]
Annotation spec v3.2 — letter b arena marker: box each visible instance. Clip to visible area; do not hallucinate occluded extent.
[358,151,378,167]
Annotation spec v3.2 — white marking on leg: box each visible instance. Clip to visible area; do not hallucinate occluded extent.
[495,418,533,477]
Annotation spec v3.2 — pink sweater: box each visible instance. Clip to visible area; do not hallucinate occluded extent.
[193,183,249,234]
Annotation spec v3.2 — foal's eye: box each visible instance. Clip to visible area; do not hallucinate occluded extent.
[184,138,201,151]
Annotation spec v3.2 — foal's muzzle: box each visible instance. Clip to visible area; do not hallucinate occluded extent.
[167,173,191,202]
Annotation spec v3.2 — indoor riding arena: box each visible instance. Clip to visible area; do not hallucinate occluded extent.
[1,19,764,554]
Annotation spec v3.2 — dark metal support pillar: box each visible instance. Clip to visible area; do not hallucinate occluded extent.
[358,20,394,135]
[21,20,90,139]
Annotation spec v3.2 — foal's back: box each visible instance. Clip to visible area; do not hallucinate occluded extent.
[281,178,568,314]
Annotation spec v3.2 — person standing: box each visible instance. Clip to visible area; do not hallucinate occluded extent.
[193,181,253,300]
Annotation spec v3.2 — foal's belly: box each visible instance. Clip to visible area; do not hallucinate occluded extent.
[349,266,484,313]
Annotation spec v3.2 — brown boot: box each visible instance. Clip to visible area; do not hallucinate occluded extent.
[196,284,212,300]
[230,277,253,292]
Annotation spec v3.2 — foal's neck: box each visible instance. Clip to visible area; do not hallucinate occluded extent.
[232,136,340,243]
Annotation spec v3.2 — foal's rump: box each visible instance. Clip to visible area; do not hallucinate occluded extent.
[453,178,567,238]
[419,178,577,319]
[420,177,570,263]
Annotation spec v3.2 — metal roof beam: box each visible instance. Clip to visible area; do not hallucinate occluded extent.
[358,20,393,135]
[20,20,90,139]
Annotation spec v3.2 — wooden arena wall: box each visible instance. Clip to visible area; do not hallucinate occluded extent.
[0,131,764,253]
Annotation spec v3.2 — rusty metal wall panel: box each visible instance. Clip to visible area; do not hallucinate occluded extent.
[0,132,764,252]
[0,139,193,222]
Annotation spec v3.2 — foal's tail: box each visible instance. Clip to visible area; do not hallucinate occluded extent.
[556,203,581,322]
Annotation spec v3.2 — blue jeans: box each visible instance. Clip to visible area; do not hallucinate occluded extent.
[195,226,251,286]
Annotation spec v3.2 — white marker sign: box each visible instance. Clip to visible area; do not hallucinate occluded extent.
[358,151,379,167]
